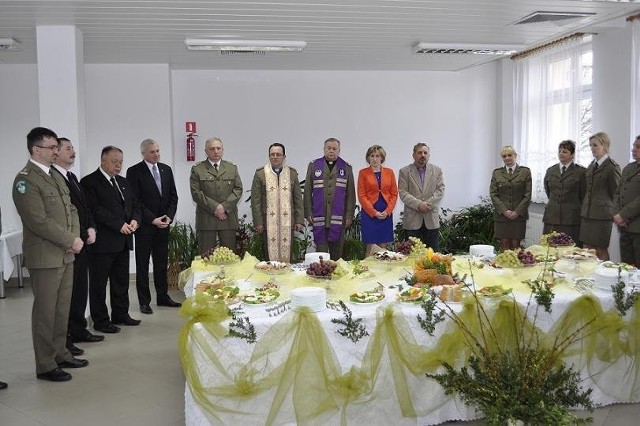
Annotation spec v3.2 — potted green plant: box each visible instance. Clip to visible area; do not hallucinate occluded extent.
[167,221,199,288]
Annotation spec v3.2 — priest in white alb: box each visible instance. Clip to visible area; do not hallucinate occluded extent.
[250,143,304,262]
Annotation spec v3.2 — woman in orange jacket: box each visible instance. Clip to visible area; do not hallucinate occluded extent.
[357,145,399,257]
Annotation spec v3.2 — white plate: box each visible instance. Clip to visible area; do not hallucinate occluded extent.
[349,294,385,305]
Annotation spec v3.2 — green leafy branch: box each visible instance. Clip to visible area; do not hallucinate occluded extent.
[612,268,639,316]
[227,314,257,344]
[417,289,445,336]
[331,300,369,343]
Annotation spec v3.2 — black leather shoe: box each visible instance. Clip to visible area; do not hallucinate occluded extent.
[94,323,121,334]
[112,317,141,326]
[157,296,182,307]
[140,304,153,314]
[58,357,89,369]
[73,332,105,343]
[0,381,7,390]
[37,368,72,382]
[67,343,84,356]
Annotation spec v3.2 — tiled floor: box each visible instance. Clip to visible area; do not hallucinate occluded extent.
[1,280,640,425]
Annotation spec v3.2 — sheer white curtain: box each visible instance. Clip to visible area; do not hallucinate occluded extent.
[513,36,592,203]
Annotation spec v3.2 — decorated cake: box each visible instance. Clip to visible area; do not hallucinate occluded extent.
[304,252,331,266]
[290,287,326,312]
[469,244,495,258]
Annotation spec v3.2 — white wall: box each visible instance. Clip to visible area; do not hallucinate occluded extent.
[0,65,40,233]
[84,64,173,176]
[171,66,499,226]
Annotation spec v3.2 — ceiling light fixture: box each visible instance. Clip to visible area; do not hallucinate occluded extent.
[184,39,306,52]
[413,42,521,55]
[0,37,20,51]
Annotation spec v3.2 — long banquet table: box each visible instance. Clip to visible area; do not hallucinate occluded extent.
[178,250,640,425]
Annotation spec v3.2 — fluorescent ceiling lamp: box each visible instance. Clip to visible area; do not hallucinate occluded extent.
[0,37,20,51]
[185,39,306,52]
[413,43,521,55]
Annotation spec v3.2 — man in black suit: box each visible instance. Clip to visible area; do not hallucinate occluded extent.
[126,139,180,314]
[81,146,142,334]
[52,138,105,353]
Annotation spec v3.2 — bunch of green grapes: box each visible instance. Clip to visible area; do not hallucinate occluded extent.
[202,246,240,264]
[494,250,522,267]
[332,264,348,279]
[408,236,428,256]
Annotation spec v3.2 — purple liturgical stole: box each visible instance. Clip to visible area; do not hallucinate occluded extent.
[311,157,348,243]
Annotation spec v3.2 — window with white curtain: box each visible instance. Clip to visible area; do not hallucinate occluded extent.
[513,35,592,203]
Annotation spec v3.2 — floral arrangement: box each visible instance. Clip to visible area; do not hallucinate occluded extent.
[415,247,454,275]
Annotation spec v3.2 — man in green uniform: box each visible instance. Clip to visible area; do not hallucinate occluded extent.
[190,137,243,253]
[12,127,87,382]
[614,135,640,266]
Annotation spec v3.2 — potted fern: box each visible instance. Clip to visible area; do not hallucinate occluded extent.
[167,221,199,288]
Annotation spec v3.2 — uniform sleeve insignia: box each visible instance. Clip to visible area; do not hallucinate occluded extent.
[15,180,27,194]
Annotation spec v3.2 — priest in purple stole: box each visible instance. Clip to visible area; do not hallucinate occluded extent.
[303,138,356,260]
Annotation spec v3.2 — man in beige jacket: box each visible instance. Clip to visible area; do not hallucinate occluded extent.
[398,143,445,251]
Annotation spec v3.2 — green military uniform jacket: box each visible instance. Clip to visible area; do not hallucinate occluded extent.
[303,158,356,226]
[250,166,304,228]
[581,157,621,220]
[614,161,640,233]
[490,165,532,221]
[190,159,243,231]
[12,161,79,268]
[543,162,586,225]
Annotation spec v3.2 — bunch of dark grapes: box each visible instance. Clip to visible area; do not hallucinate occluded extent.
[395,240,414,255]
[517,249,536,265]
[548,232,574,247]
[306,258,337,277]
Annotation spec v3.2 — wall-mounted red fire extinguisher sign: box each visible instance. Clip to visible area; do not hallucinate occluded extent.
[185,121,197,162]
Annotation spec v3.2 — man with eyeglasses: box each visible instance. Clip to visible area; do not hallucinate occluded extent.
[12,127,87,382]
[251,143,304,262]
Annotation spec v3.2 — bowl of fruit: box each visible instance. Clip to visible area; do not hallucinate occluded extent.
[540,231,575,248]
[306,258,348,281]
[201,246,241,265]
[492,249,536,268]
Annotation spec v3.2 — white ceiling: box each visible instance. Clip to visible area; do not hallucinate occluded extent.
[0,0,639,71]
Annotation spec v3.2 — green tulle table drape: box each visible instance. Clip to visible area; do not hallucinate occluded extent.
[179,255,640,425]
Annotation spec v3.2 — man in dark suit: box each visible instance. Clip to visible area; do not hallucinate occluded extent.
[12,127,87,382]
[81,146,142,334]
[126,139,180,314]
[52,138,104,354]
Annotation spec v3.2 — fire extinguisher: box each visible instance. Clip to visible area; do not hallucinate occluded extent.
[186,133,196,161]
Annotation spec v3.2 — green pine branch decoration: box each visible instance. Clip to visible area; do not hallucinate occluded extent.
[612,268,639,316]
[227,316,257,344]
[331,300,369,343]
[417,289,445,336]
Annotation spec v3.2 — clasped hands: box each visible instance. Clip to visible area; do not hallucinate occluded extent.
[215,204,228,221]
[502,210,519,220]
[613,214,627,227]
[120,219,138,235]
[152,215,172,229]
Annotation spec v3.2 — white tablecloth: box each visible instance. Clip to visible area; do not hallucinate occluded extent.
[0,230,23,297]
[181,260,640,425]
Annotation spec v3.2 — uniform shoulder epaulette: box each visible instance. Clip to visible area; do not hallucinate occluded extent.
[18,167,29,175]
[609,158,620,166]
[289,166,298,173]
[492,167,504,172]
[225,160,236,166]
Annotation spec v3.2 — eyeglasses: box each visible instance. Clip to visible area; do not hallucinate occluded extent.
[36,145,58,151]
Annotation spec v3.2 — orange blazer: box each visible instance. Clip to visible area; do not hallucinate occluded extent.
[357,166,398,218]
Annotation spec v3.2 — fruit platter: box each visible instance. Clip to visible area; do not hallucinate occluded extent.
[540,231,575,247]
[201,246,241,265]
[478,285,511,298]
